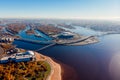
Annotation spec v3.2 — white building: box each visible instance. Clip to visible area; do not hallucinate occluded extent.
[0,51,36,63]
[0,37,14,43]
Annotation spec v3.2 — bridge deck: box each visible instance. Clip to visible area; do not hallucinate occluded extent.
[35,43,56,51]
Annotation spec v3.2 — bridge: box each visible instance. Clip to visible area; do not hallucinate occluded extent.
[15,36,97,51]
[35,43,56,51]
[15,38,56,51]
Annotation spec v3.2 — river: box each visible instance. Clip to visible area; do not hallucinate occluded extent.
[13,26,120,80]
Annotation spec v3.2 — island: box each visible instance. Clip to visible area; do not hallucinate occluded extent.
[26,29,35,35]
[35,24,98,46]
[6,23,26,34]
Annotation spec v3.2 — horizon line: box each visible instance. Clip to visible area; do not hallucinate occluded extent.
[0,17,120,20]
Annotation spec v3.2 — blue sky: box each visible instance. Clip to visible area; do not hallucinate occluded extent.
[0,0,120,19]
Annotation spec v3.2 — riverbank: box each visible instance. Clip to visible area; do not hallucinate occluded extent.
[35,52,62,80]
[53,59,79,80]
[35,52,78,80]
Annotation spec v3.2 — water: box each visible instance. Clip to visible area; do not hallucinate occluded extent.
[13,26,120,80]
[18,26,52,41]
[58,25,103,36]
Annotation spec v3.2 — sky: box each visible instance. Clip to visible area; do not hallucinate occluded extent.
[0,0,120,19]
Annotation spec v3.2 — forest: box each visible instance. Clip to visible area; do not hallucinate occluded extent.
[0,61,51,80]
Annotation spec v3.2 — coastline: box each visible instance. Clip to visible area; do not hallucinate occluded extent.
[53,59,79,80]
[35,52,78,80]
[35,52,61,80]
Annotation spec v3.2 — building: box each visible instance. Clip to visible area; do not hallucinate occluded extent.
[57,32,74,39]
[0,37,14,43]
[6,48,19,54]
[0,51,36,64]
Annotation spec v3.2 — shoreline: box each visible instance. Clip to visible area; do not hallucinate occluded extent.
[35,52,62,80]
[52,58,79,80]
[35,52,78,80]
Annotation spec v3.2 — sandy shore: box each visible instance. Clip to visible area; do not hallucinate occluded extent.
[35,52,78,80]
[53,59,79,80]
[35,52,61,80]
